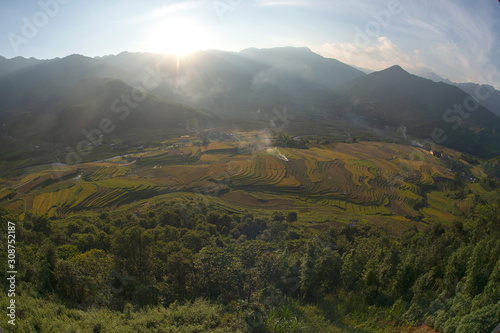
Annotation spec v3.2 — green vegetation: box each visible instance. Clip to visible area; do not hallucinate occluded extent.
[1,189,499,332]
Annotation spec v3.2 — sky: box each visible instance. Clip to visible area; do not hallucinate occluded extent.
[0,0,499,87]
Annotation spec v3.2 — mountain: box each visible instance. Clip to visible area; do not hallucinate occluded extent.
[411,71,500,118]
[0,74,217,170]
[0,48,366,118]
[0,54,129,111]
[414,71,453,85]
[349,64,374,74]
[239,46,365,89]
[46,78,215,141]
[334,66,500,157]
[455,82,500,117]
[0,55,47,78]
[96,47,366,115]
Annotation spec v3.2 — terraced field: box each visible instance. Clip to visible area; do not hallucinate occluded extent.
[184,142,455,217]
[20,178,163,217]
[135,147,201,166]
[84,165,129,181]
[0,139,475,221]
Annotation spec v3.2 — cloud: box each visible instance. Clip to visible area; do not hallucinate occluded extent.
[314,36,426,72]
[395,0,498,85]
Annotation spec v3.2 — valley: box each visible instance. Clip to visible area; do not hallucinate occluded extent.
[0,131,488,234]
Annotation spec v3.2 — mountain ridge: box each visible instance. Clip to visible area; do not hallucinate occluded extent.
[1,47,500,158]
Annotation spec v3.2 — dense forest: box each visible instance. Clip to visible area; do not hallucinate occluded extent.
[1,190,499,332]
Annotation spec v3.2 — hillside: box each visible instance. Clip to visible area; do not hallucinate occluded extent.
[0,55,47,77]
[0,134,488,229]
[0,55,126,111]
[0,77,218,172]
[334,66,500,157]
[410,71,500,118]
[3,0,500,330]
[456,82,500,117]
[0,48,366,117]
[239,46,366,90]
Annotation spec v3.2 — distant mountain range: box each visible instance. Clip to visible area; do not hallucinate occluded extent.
[1,47,499,158]
[415,70,500,118]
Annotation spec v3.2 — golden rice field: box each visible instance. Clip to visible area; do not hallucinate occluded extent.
[0,141,471,220]
[84,165,129,181]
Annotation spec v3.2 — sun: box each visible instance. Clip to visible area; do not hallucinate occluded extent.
[147,19,209,56]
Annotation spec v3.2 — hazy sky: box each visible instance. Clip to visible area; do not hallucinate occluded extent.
[1,0,499,86]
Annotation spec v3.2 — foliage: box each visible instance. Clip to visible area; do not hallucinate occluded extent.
[2,191,500,332]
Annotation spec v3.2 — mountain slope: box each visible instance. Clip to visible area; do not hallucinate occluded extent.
[0,76,218,171]
[96,47,366,114]
[0,54,128,111]
[0,48,366,118]
[239,46,366,90]
[412,71,500,118]
[335,66,500,157]
[455,82,500,117]
[413,71,453,85]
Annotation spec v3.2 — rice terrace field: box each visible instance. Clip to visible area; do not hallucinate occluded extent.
[0,131,485,230]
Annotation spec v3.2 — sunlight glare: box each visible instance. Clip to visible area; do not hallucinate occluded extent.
[147,19,209,56]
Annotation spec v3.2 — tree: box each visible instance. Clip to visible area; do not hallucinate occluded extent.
[181,229,210,252]
[55,249,113,305]
[193,246,243,300]
[239,218,266,239]
[39,244,58,293]
[300,236,342,300]
[74,249,113,304]
[277,132,293,147]
[363,248,399,300]
[32,215,52,235]
[286,211,298,223]
[341,239,378,291]
[444,244,473,292]
[272,211,285,222]
[456,303,500,333]
[450,172,464,191]
[463,241,493,297]
[113,226,154,282]
[166,248,193,299]
[202,136,210,150]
